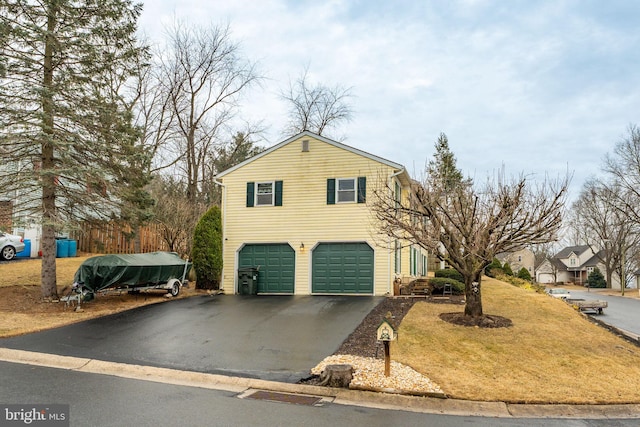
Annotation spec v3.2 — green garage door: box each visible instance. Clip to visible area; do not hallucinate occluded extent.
[238,244,295,294]
[312,242,374,294]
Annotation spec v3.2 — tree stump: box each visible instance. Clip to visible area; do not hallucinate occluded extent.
[319,364,353,388]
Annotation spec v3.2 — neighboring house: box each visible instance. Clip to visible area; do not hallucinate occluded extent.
[214,131,428,295]
[497,248,535,276]
[535,245,619,288]
[0,159,42,257]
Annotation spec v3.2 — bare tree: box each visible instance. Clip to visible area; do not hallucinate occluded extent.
[600,125,640,292]
[281,67,353,138]
[372,134,569,319]
[147,175,205,257]
[569,179,639,290]
[603,125,640,224]
[156,21,260,203]
[148,131,263,255]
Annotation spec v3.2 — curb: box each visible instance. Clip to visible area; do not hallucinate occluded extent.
[0,348,639,419]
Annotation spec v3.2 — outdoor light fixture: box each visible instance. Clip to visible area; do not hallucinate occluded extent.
[300,243,305,251]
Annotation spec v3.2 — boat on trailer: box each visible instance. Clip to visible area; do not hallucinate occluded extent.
[62,252,191,306]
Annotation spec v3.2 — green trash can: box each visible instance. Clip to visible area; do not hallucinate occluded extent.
[238,267,259,295]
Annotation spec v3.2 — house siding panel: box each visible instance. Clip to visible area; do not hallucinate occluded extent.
[218,134,417,295]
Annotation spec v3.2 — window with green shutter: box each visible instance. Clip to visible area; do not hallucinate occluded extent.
[327,178,336,204]
[357,176,366,203]
[327,176,366,204]
[274,180,283,206]
[246,182,255,207]
[247,181,283,207]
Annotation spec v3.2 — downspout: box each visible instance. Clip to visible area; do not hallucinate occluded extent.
[214,178,227,292]
[387,168,406,295]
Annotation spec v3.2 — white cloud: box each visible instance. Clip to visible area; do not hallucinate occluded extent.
[138,0,640,201]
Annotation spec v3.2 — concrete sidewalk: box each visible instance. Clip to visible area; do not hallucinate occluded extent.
[1,348,638,420]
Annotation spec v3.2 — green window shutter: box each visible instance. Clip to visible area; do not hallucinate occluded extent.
[327,179,336,204]
[357,176,366,203]
[246,182,255,207]
[275,180,283,206]
[409,247,415,276]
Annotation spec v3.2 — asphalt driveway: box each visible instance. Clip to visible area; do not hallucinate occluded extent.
[0,294,381,382]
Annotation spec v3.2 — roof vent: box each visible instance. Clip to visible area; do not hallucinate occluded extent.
[302,139,309,152]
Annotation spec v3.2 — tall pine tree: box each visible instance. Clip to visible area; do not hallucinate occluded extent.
[0,0,152,298]
[427,133,469,192]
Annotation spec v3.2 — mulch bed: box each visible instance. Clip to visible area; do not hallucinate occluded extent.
[335,295,465,359]
[439,312,513,328]
[299,295,465,385]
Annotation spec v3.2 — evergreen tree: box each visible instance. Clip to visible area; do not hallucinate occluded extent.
[587,267,606,289]
[503,262,514,276]
[486,257,503,277]
[0,1,151,298]
[517,267,532,281]
[192,206,223,290]
[426,133,470,192]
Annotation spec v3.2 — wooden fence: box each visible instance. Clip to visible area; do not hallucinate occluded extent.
[72,221,171,255]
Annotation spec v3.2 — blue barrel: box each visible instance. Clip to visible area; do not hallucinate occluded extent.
[56,239,70,258]
[67,239,77,257]
[16,239,31,258]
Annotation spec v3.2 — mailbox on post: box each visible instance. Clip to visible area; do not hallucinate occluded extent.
[376,318,397,376]
[376,318,397,342]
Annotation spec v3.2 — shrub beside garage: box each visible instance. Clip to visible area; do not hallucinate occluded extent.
[192,206,223,290]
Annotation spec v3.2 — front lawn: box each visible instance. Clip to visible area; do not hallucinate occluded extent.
[394,277,640,404]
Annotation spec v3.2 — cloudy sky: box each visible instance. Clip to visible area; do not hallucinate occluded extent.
[138,0,640,199]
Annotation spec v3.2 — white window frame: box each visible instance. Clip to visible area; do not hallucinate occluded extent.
[336,177,357,203]
[255,181,275,206]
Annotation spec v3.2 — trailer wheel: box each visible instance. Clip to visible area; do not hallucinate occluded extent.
[168,279,181,297]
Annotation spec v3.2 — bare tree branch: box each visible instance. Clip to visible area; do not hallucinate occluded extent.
[372,134,569,318]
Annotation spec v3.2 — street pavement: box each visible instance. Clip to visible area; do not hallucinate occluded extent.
[1,350,639,424]
[7,359,633,427]
[564,288,640,339]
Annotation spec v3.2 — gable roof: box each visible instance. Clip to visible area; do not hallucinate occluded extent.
[583,250,605,267]
[553,245,591,259]
[215,130,410,184]
[536,257,567,273]
[550,246,603,271]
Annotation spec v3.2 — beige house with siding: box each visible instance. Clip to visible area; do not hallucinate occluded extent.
[214,131,427,296]
[497,248,535,277]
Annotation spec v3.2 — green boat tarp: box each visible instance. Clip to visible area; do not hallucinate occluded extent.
[73,252,191,293]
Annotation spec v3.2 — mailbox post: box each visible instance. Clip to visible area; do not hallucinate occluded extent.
[376,318,398,377]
